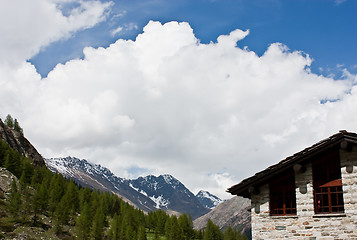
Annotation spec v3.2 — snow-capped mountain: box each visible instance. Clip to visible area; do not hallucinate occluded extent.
[196,190,224,209]
[128,175,210,219]
[45,157,157,212]
[45,157,210,219]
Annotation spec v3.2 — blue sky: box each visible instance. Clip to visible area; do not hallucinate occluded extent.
[1,0,357,199]
[30,0,357,78]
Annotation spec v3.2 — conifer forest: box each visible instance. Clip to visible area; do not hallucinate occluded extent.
[0,117,247,239]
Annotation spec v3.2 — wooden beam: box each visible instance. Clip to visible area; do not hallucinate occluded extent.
[340,140,352,151]
[293,163,306,173]
[248,186,260,195]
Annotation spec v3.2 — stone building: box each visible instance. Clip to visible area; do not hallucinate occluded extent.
[228,131,357,240]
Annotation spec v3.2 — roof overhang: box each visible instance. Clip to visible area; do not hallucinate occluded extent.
[227,131,357,199]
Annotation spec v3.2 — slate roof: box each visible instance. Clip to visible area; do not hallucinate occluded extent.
[227,130,357,198]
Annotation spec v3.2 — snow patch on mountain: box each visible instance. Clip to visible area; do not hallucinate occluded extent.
[196,190,223,209]
[162,174,181,189]
[46,157,124,183]
[129,183,148,197]
[150,195,170,209]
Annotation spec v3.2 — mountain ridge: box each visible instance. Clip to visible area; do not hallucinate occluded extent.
[46,156,156,212]
[45,156,213,219]
[127,174,210,219]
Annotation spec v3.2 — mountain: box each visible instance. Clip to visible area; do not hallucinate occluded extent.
[193,196,251,238]
[45,157,157,212]
[128,175,210,219]
[45,157,210,219]
[195,190,223,209]
[0,118,45,166]
[0,119,249,238]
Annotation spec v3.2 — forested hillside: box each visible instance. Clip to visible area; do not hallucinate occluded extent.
[0,116,248,239]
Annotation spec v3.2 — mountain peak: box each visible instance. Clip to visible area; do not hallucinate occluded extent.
[129,174,209,218]
[196,190,223,209]
[160,174,181,186]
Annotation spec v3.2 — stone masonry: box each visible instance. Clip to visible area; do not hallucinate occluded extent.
[250,146,357,240]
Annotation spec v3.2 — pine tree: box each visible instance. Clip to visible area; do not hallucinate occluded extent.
[31,168,42,186]
[125,225,136,240]
[21,158,33,185]
[165,215,183,240]
[48,173,65,214]
[165,216,173,239]
[19,171,27,189]
[76,203,92,240]
[4,150,21,178]
[178,214,194,240]
[62,181,79,215]
[4,114,14,128]
[120,207,138,240]
[55,195,70,227]
[224,227,235,240]
[153,209,168,235]
[137,225,147,240]
[32,184,42,217]
[37,181,49,213]
[108,213,121,240]
[91,206,105,240]
[0,140,8,167]
[224,226,248,240]
[203,220,223,240]
[8,179,21,217]
[13,118,23,135]
[79,187,92,210]
[20,184,32,222]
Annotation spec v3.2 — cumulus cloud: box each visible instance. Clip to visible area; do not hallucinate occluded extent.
[1,18,357,199]
[0,0,112,66]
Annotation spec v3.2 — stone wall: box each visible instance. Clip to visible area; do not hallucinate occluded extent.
[250,146,357,240]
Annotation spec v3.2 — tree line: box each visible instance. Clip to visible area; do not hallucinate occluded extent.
[0,120,248,240]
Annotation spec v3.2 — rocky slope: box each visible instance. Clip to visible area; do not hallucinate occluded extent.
[193,196,251,237]
[0,118,45,166]
[0,167,18,198]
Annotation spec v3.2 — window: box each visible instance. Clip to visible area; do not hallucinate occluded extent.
[313,148,344,214]
[270,170,297,216]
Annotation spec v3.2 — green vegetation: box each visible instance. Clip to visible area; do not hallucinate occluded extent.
[0,121,248,239]
[4,114,23,135]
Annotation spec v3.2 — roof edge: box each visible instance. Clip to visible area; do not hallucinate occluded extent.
[227,131,357,198]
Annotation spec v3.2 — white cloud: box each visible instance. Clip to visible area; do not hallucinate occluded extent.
[335,0,348,5]
[111,23,138,37]
[0,0,112,66]
[1,19,357,199]
[111,26,123,36]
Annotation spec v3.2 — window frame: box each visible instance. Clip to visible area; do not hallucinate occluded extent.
[269,170,297,216]
[312,148,344,214]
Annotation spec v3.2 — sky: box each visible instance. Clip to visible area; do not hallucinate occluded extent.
[0,0,356,199]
